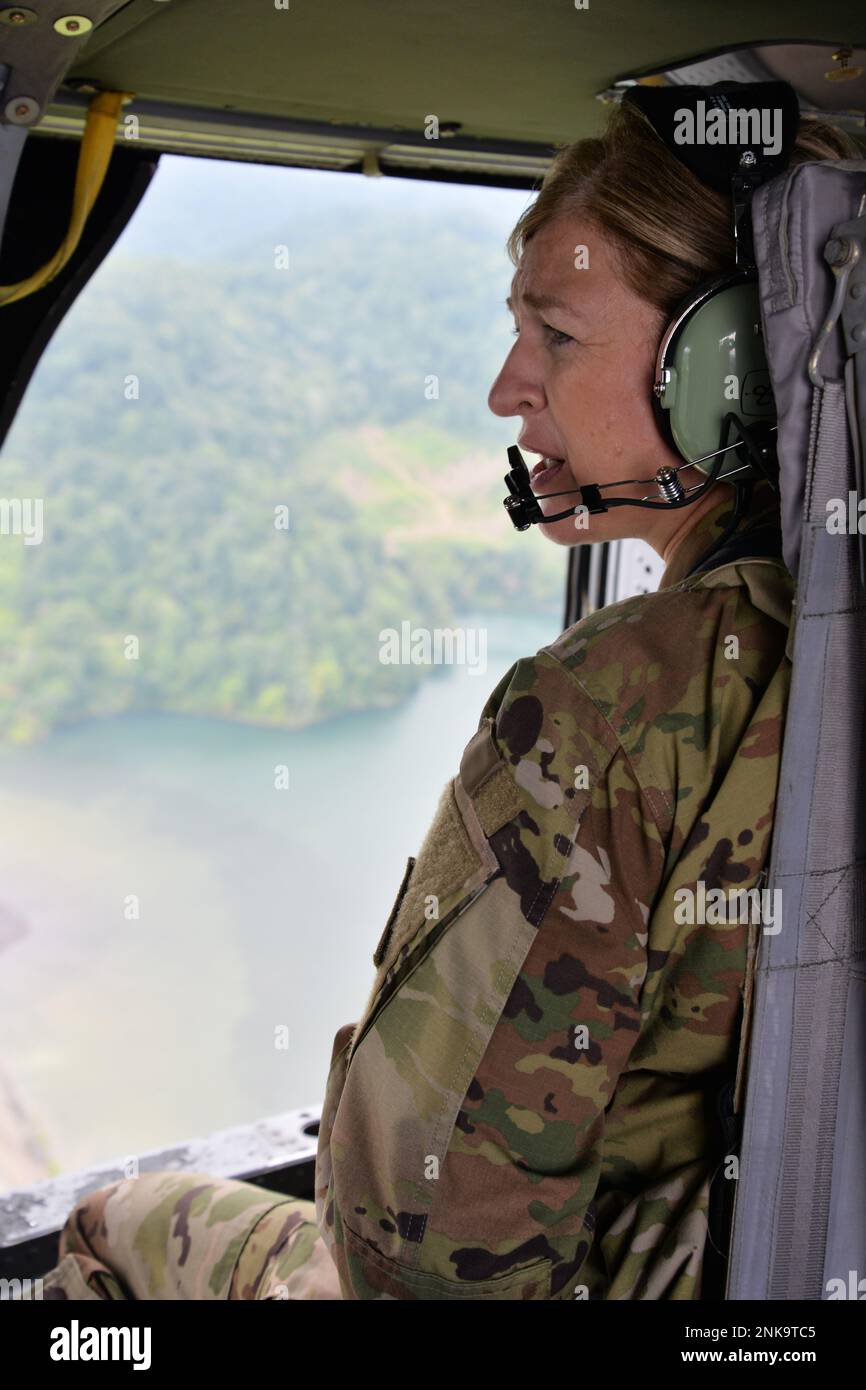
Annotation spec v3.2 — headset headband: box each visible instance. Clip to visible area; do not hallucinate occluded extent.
[621,80,801,192]
[623,80,800,272]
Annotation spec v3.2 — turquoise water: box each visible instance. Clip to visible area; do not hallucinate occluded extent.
[0,610,561,1179]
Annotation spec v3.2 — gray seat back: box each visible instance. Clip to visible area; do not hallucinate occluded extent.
[727,159,866,1301]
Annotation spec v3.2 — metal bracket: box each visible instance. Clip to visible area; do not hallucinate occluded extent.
[837,196,866,588]
[808,229,862,389]
[811,192,866,588]
[835,197,866,356]
[0,2,127,128]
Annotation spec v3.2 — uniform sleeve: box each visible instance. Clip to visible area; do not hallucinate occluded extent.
[315,651,668,1300]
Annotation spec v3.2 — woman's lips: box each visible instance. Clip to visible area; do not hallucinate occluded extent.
[530,457,566,483]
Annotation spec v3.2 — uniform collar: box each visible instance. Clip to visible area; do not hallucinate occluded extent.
[657,478,782,591]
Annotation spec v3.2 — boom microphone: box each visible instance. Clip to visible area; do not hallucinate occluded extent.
[503,421,777,531]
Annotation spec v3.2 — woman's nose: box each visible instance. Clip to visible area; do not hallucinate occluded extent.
[487,342,544,419]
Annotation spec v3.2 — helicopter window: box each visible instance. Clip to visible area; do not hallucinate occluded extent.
[0,153,565,1189]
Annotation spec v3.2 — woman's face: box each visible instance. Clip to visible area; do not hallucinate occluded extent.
[488,212,704,549]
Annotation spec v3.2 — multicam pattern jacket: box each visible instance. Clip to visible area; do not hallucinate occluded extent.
[315,481,794,1300]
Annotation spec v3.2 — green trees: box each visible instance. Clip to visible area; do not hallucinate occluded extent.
[0,202,562,744]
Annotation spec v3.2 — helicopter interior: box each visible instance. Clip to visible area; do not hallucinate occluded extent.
[0,0,865,1300]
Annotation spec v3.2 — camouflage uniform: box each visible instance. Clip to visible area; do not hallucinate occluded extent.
[40,479,793,1301]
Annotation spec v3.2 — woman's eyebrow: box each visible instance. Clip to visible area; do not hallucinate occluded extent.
[505,290,583,318]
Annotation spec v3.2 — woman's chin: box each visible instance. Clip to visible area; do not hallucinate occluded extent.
[538,512,590,546]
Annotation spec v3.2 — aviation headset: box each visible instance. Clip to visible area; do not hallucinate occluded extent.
[503,79,802,534]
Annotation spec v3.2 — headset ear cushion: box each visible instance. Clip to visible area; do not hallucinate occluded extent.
[653,272,775,475]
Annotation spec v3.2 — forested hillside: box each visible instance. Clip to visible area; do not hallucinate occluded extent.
[0,178,563,744]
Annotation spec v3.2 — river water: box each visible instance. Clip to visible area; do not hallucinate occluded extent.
[0,609,561,1183]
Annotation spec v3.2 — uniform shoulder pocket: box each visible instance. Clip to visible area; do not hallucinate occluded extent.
[372,854,417,968]
[371,719,523,986]
[346,719,525,1065]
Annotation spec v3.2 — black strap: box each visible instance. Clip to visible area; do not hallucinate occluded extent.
[689,516,786,1299]
[702,1074,742,1301]
[688,519,785,579]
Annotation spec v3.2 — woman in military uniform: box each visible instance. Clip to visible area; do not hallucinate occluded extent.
[40,89,856,1302]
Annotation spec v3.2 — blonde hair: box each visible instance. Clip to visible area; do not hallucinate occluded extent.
[507,100,860,320]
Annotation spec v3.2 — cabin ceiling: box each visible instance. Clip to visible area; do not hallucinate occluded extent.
[0,0,858,181]
[56,0,865,141]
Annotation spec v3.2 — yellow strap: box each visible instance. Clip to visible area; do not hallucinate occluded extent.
[0,89,135,307]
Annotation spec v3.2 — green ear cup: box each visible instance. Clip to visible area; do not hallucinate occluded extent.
[653,273,776,476]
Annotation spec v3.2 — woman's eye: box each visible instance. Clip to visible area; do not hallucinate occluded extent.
[508,322,574,345]
[543,323,574,346]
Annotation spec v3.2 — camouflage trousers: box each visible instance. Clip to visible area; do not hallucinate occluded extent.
[40,1172,342,1300]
